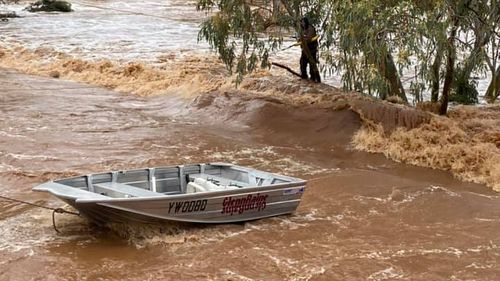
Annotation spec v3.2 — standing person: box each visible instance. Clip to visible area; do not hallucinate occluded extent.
[299,17,321,83]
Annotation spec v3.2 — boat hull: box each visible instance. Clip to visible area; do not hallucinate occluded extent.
[63,184,305,224]
[34,163,307,225]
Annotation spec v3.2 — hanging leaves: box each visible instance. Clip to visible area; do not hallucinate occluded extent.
[197,0,500,105]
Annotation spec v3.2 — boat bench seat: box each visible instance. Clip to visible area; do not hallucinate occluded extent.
[188,173,251,188]
[94,182,164,198]
[34,182,110,199]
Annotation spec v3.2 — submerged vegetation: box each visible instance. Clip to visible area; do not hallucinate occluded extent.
[197,0,500,113]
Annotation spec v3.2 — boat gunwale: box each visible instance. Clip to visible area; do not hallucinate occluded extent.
[33,161,307,203]
[74,181,307,203]
[43,162,305,185]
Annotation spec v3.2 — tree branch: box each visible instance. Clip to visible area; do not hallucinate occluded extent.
[271,62,302,78]
[466,6,500,38]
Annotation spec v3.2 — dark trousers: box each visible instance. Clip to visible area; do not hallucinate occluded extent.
[300,49,321,83]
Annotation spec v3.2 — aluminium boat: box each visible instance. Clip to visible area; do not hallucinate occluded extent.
[33,163,307,224]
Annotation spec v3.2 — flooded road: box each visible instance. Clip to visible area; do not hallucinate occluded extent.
[1,68,500,280]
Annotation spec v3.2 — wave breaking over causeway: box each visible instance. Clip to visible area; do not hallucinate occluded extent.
[1,46,499,191]
[353,105,500,191]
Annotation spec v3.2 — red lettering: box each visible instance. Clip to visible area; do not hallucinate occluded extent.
[220,194,268,215]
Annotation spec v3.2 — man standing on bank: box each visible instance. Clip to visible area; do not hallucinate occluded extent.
[299,17,321,83]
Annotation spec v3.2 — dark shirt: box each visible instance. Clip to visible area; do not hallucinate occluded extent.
[301,25,318,51]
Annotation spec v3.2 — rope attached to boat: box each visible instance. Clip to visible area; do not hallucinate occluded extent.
[0,194,80,233]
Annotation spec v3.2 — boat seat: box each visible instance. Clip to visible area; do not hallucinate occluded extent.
[188,173,250,188]
[94,182,163,198]
[34,182,110,199]
[186,181,207,193]
[248,172,274,186]
[186,177,240,193]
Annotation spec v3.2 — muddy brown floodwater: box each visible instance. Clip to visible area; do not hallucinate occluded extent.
[1,68,500,280]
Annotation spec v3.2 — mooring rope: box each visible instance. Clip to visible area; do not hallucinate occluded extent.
[0,194,80,233]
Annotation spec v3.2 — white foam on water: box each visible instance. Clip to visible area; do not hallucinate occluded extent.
[354,195,387,203]
[423,247,464,257]
[293,266,326,281]
[465,191,500,200]
[205,146,334,176]
[354,242,498,263]
[359,251,389,260]
[106,222,192,249]
[5,153,60,161]
[0,162,17,172]
[465,262,495,269]
[354,185,464,208]
[216,226,255,239]
[1,0,208,63]
[0,131,28,139]
[260,252,327,281]
[278,218,307,230]
[367,267,405,281]
[117,221,267,250]
[474,217,500,222]
[222,270,255,281]
[291,208,343,224]
[426,185,461,197]
[465,241,499,253]
[0,208,91,253]
[297,209,322,222]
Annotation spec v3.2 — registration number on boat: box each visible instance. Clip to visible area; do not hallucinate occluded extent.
[168,200,207,214]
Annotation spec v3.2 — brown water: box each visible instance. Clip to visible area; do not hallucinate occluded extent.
[1,68,500,280]
[1,1,499,279]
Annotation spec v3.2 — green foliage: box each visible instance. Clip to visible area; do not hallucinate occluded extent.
[197,0,286,83]
[450,68,479,105]
[196,0,500,104]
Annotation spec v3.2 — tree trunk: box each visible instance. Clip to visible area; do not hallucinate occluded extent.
[485,65,500,102]
[459,31,490,92]
[440,18,459,115]
[378,50,407,103]
[431,48,442,102]
[440,51,454,115]
[272,0,280,19]
[461,1,494,83]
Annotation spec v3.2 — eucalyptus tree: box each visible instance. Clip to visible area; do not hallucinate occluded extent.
[472,0,500,103]
[196,0,499,115]
[447,0,499,105]
[197,0,306,83]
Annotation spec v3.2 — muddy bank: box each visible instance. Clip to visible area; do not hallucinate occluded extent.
[0,46,499,191]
